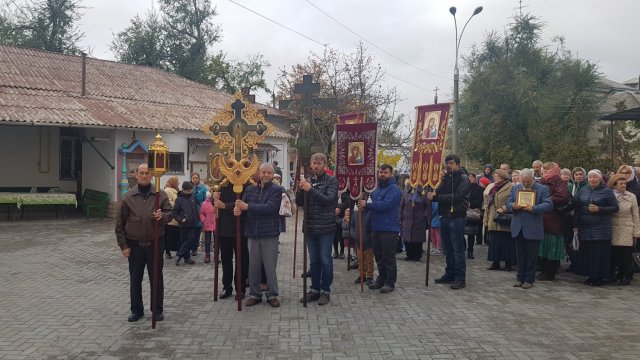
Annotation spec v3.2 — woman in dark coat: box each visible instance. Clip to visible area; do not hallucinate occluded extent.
[465,173,484,259]
[400,185,428,261]
[538,162,570,281]
[574,170,619,286]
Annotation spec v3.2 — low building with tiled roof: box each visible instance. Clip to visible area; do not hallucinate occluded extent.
[0,45,294,217]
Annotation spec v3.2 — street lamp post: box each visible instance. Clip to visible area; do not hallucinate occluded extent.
[450,5,483,155]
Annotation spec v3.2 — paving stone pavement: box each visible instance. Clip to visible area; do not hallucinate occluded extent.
[1,216,639,360]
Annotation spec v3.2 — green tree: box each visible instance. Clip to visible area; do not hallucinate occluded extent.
[459,14,603,169]
[111,12,165,68]
[0,0,84,54]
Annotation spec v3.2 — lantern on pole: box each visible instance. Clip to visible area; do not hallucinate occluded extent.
[147,132,169,192]
[146,131,168,330]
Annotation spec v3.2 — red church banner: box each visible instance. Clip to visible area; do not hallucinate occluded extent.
[410,103,451,190]
[338,112,366,125]
[336,122,378,199]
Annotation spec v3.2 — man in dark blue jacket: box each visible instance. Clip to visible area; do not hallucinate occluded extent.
[428,154,470,290]
[234,163,284,308]
[358,164,402,293]
[298,153,338,305]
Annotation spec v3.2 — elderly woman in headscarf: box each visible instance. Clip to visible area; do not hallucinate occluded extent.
[608,174,640,285]
[574,170,619,286]
[484,169,515,271]
[399,184,428,261]
[538,162,571,281]
[618,165,640,200]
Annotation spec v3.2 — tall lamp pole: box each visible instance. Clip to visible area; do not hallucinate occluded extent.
[450,5,483,155]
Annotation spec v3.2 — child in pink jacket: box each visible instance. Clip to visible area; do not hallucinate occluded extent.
[199,192,217,264]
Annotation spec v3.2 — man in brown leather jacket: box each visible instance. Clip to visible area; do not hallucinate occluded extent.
[115,163,173,322]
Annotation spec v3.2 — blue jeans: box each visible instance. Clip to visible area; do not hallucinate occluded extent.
[441,217,467,283]
[177,226,198,259]
[515,232,540,284]
[307,232,335,294]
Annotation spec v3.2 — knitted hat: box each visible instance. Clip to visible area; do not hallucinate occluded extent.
[479,177,491,187]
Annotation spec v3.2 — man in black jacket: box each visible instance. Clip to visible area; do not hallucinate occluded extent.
[427,155,470,289]
[213,183,249,300]
[298,153,339,305]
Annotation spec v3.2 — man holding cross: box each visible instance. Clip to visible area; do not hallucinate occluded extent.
[234,163,284,308]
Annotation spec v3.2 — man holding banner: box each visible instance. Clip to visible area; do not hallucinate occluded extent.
[358,164,402,293]
[427,155,470,290]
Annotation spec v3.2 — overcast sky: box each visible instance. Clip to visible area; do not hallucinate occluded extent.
[76,0,639,127]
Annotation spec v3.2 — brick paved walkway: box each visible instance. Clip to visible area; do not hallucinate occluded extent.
[1,217,639,359]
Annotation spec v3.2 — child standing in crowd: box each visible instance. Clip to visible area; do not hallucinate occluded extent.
[199,191,216,264]
[346,199,375,285]
[430,200,442,255]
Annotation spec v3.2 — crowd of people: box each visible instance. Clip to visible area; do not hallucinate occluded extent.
[115,154,640,322]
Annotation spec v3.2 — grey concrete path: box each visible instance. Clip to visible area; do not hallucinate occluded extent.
[0,217,639,359]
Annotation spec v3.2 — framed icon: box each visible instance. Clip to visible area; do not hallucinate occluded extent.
[516,189,536,207]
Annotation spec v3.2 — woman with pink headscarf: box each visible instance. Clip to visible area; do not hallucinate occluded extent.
[537,162,570,281]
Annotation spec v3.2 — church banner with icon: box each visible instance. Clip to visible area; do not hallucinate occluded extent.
[336,122,377,199]
[338,112,366,125]
[410,103,451,190]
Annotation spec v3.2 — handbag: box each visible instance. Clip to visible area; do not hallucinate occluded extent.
[279,193,292,217]
[493,212,512,225]
[466,207,481,222]
[632,238,640,268]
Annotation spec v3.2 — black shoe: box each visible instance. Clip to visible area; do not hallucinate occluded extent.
[487,262,501,270]
[583,279,593,286]
[219,290,232,299]
[333,253,339,259]
[504,264,513,272]
[368,282,383,290]
[301,270,311,278]
[127,313,143,322]
[300,292,320,303]
[184,258,195,265]
[339,253,345,259]
[434,276,455,284]
[364,278,374,286]
[404,256,415,261]
[619,278,631,286]
[450,282,466,290]
[165,252,172,260]
[175,257,181,266]
[154,313,164,322]
[235,292,246,301]
[467,252,474,259]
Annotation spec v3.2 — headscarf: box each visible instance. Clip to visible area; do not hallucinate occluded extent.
[408,185,425,203]
[588,169,603,184]
[542,162,560,181]
[618,165,636,182]
[488,170,510,206]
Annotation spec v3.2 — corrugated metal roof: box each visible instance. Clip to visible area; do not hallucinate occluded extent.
[0,45,292,138]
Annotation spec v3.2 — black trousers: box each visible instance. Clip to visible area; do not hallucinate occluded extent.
[611,245,633,280]
[220,235,249,292]
[372,231,398,287]
[582,240,611,282]
[128,240,164,315]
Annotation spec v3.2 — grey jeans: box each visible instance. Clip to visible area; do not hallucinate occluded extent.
[248,236,279,300]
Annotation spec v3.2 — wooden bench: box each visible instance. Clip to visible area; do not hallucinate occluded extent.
[81,189,109,219]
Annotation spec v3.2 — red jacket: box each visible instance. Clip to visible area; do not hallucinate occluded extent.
[199,200,216,232]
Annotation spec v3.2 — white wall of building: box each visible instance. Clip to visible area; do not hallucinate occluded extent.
[0,124,75,192]
[82,127,117,199]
